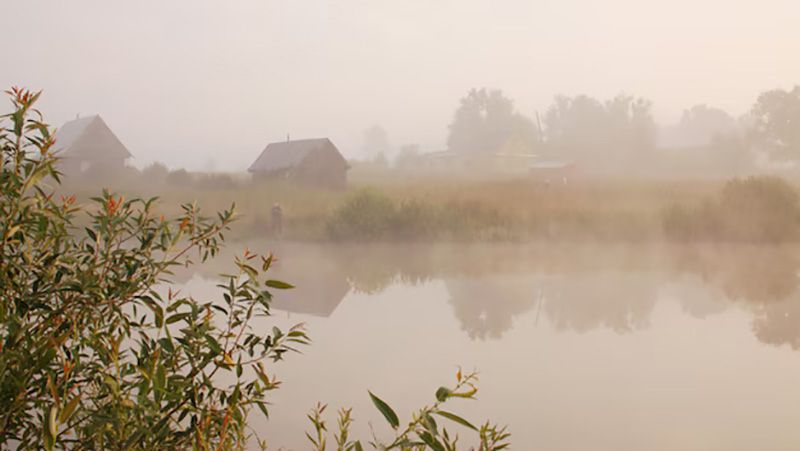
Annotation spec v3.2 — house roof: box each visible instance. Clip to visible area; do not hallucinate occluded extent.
[54,115,132,159]
[54,116,96,151]
[248,138,343,172]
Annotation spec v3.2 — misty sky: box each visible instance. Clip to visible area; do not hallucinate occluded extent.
[3,0,799,170]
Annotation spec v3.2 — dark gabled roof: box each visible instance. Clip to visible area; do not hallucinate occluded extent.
[54,115,132,159]
[248,138,344,173]
[53,116,96,151]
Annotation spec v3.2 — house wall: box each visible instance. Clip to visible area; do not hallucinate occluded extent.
[292,146,348,189]
[62,120,129,174]
[250,142,349,189]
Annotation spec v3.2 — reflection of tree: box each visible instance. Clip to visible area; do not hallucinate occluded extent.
[719,249,798,304]
[671,246,800,305]
[721,248,800,349]
[338,245,433,294]
[668,276,728,320]
[542,272,658,333]
[172,241,800,349]
[446,275,538,340]
[670,245,800,349]
[752,296,800,349]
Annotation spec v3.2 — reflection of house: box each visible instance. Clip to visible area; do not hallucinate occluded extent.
[54,115,132,175]
[265,246,351,317]
[248,138,349,189]
[269,272,350,317]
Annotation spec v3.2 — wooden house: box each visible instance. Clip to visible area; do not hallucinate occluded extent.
[54,115,132,175]
[248,138,348,188]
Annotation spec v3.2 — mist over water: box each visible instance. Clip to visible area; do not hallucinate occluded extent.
[174,242,800,450]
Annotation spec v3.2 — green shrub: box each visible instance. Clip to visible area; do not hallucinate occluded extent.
[392,199,440,240]
[0,88,309,449]
[439,200,508,241]
[326,190,514,241]
[719,176,800,242]
[663,176,800,243]
[326,189,397,240]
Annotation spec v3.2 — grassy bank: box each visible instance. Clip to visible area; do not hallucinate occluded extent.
[58,170,798,243]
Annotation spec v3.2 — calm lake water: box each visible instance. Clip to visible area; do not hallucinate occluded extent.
[177,242,800,450]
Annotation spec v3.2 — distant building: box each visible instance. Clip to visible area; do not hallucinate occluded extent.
[529,161,576,183]
[248,138,349,188]
[421,151,539,174]
[54,115,132,175]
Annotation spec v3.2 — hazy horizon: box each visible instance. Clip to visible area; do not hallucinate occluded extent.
[4,0,799,170]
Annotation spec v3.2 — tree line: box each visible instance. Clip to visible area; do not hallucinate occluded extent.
[383,86,800,174]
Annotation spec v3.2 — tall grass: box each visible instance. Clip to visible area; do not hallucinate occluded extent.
[59,170,798,243]
[663,176,800,243]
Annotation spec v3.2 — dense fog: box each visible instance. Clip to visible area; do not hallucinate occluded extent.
[2,0,799,172]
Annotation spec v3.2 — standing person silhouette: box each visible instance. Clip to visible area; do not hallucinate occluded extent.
[271,203,283,236]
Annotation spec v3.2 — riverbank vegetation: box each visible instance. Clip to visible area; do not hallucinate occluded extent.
[59,168,800,244]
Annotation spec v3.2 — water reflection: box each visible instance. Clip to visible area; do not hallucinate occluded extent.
[446,275,540,339]
[175,242,800,350]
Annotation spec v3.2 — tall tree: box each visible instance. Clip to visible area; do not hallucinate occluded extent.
[677,104,737,147]
[446,88,538,154]
[543,93,656,163]
[751,86,800,159]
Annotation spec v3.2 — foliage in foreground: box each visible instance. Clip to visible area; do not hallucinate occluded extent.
[307,370,509,451]
[0,87,508,449]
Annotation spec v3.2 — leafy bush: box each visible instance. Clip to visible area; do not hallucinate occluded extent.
[326,190,511,241]
[663,176,800,243]
[0,88,507,449]
[326,189,398,240]
[0,88,309,449]
[719,176,800,242]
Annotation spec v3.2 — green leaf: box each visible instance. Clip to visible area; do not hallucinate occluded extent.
[205,335,223,355]
[166,312,190,324]
[60,397,80,423]
[154,365,166,393]
[418,431,445,451]
[368,391,399,429]
[256,401,270,419]
[265,279,294,289]
[435,387,451,402]
[158,338,174,353]
[433,411,478,431]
